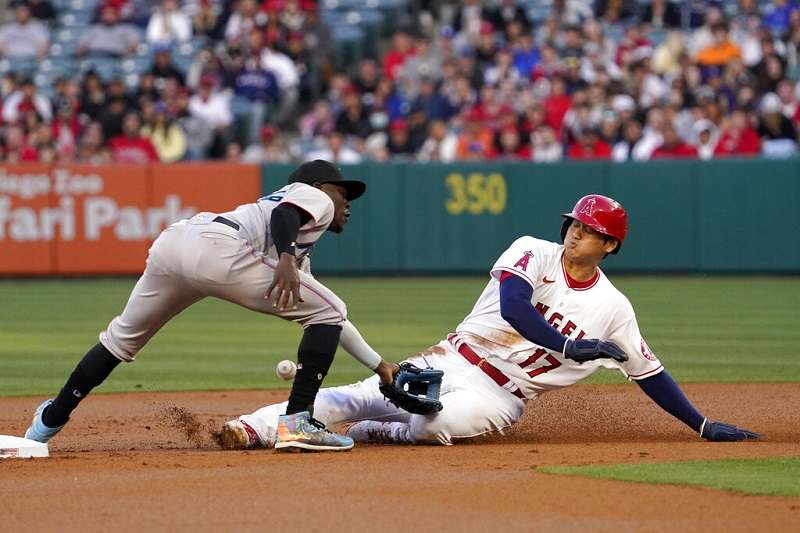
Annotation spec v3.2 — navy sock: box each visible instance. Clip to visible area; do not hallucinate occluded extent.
[42,343,121,427]
[285,324,341,415]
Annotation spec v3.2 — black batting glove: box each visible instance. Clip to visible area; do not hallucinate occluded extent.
[700,418,762,442]
[564,338,628,364]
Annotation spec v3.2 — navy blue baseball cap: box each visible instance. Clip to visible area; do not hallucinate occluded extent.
[288,160,366,201]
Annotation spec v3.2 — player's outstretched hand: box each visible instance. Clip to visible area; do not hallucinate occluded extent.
[700,419,762,442]
[266,253,303,310]
[564,338,628,364]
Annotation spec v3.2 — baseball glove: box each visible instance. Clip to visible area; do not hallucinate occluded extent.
[379,362,444,415]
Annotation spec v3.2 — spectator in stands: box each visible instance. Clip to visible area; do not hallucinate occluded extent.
[335,86,372,139]
[190,0,221,40]
[0,3,49,59]
[79,72,107,121]
[26,0,55,23]
[474,21,500,74]
[612,118,644,162]
[398,36,442,98]
[385,119,417,158]
[531,124,563,162]
[188,74,232,158]
[98,96,129,140]
[52,102,80,160]
[456,108,495,160]
[567,127,612,159]
[641,0,681,29]
[777,79,799,123]
[3,124,38,162]
[690,5,724,58]
[232,52,280,147]
[142,101,186,162]
[691,119,720,160]
[494,125,530,160]
[299,100,334,140]
[225,141,241,161]
[383,30,417,81]
[763,0,800,36]
[714,108,761,157]
[2,77,52,124]
[225,0,264,45]
[306,130,362,164]
[354,58,380,100]
[259,39,299,127]
[757,92,799,157]
[242,125,290,163]
[146,0,192,45]
[511,31,540,79]
[150,45,186,87]
[651,124,698,159]
[78,5,141,57]
[484,0,531,37]
[108,111,159,163]
[697,23,742,66]
[170,87,210,160]
[417,119,457,162]
[410,76,454,124]
[76,121,111,164]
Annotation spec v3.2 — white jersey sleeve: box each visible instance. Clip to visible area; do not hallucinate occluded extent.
[604,297,663,381]
[278,183,334,250]
[489,237,560,289]
[278,183,334,229]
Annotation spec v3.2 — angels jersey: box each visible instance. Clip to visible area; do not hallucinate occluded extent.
[456,236,663,398]
[219,183,334,262]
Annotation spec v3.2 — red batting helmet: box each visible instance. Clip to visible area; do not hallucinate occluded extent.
[560,194,628,254]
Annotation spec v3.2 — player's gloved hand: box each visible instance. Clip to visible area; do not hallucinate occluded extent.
[700,418,762,441]
[563,338,628,364]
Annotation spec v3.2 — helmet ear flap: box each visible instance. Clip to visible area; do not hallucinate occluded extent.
[560,217,572,243]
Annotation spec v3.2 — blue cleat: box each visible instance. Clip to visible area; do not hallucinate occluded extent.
[24,399,65,443]
[275,411,354,452]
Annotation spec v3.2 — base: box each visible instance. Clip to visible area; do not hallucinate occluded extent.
[0,435,49,458]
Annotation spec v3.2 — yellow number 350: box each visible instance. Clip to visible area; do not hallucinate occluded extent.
[444,172,507,215]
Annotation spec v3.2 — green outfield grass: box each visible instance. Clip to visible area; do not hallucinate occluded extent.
[540,457,800,497]
[0,276,798,396]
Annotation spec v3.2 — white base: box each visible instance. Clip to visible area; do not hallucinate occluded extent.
[0,435,49,458]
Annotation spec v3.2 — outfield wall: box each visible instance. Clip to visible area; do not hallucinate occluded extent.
[1,160,797,275]
[263,159,800,274]
[0,164,260,275]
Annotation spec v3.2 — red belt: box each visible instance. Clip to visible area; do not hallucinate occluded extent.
[448,334,526,400]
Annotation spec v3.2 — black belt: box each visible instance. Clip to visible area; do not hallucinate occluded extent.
[213,216,240,231]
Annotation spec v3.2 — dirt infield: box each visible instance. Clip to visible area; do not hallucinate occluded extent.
[1,384,798,532]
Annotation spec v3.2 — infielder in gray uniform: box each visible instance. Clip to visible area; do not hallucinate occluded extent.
[24,160,397,451]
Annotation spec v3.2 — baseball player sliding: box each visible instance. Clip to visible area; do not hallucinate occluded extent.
[221,194,760,448]
[24,160,399,452]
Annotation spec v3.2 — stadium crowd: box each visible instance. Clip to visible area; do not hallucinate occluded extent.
[0,0,799,165]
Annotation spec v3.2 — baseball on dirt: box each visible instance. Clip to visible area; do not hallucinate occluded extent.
[276,359,297,380]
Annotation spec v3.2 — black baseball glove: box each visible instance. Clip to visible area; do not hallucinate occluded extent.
[700,418,762,442]
[379,362,444,415]
[564,338,628,364]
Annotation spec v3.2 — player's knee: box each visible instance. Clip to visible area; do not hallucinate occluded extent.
[301,297,347,327]
[99,325,142,363]
[409,412,456,445]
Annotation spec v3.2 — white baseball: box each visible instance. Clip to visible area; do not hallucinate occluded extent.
[275,359,297,380]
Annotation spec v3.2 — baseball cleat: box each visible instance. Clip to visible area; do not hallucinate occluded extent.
[220,419,264,450]
[345,421,396,444]
[275,411,354,452]
[24,399,65,443]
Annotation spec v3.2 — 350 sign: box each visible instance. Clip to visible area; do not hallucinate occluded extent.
[444,172,507,215]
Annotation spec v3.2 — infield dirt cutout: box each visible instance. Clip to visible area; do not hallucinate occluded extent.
[1,383,798,532]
